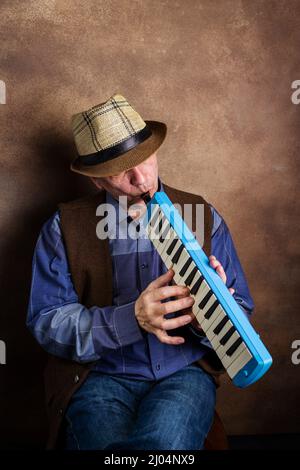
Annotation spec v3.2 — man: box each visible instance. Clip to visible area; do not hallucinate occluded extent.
[27,94,254,450]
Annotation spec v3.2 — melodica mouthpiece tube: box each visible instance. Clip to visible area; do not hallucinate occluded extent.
[141,191,152,204]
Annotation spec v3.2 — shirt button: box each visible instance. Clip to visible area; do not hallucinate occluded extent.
[74,374,80,384]
[58,408,64,416]
[156,364,161,371]
[141,263,148,269]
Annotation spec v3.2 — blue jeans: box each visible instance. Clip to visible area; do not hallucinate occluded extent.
[61,363,216,450]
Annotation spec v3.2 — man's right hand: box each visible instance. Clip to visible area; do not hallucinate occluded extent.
[134,268,195,345]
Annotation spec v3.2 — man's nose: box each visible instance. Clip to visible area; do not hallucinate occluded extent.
[130,166,147,188]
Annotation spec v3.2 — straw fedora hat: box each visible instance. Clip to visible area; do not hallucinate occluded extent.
[70,93,167,177]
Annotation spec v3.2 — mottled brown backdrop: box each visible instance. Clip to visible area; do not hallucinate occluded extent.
[0,0,300,448]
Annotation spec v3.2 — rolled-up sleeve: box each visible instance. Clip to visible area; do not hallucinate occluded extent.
[26,211,143,363]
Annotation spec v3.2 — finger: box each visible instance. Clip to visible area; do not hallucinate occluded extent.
[151,284,190,302]
[155,329,185,345]
[159,296,195,315]
[159,314,193,330]
[175,287,192,299]
[209,255,222,270]
[209,256,227,284]
[175,293,191,315]
[147,268,175,291]
[229,288,235,295]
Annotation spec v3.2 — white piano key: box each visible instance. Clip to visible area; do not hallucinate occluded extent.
[159,233,179,266]
[221,342,245,370]
[146,213,160,238]
[181,266,200,293]
[173,248,191,284]
[194,280,211,325]
[151,219,170,249]
[157,218,170,238]
[179,257,195,280]
[202,304,225,335]
[151,212,164,239]
[207,315,230,349]
[181,255,200,289]
[186,273,204,316]
[149,205,160,227]
[215,318,233,339]
[152,230,179,271]
[205,309,227,336]
[164,238,181,266]
[215,330,240,361]
[200,292,218,319]
[223,330,241,352]
[185,263,200,283]
[152,225,173,251]
[149,213,167,242]
[227,346,253,379]
[189,269,203,291]
[212,320,234,356]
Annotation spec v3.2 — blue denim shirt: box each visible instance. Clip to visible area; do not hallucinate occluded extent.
[27,180,254,380]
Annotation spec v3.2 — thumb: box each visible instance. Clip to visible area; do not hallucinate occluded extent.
[148,268,175,291]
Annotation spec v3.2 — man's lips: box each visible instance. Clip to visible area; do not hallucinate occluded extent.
[129,188,153,204]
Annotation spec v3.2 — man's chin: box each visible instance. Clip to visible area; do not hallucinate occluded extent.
[128,198,146,210]
[129,190,154,205]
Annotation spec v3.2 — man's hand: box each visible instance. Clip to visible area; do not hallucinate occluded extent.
[134,255,235,343]
[187,255,235,331]
[209,255,235,295]
[134,269,195,345]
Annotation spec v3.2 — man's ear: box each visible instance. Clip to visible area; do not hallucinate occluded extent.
[90,177,103,190]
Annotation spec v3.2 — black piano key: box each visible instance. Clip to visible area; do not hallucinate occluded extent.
[179,257,193,277]
[219,326,236,346]
[204,299,219,320]
[160,224,170,241]
[171,244,184,264]
[185,266,198,286]
[226,337,243,357]
[198,289,214,310]
[150,208,160,227]
[155,217,163,235]
[190,275,204,295]
[166,239,179,256]
[213,316,229,335]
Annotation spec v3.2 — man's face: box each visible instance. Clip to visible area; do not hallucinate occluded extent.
[91,152,159,216]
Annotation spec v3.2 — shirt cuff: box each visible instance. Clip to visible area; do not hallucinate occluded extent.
[113,301,144,346]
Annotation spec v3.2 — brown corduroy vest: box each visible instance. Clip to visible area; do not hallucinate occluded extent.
[43,182,227,450]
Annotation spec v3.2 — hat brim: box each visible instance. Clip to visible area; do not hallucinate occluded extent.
[70,120,167,177]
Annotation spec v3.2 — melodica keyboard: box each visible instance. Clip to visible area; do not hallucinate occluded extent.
[141,191,272,388]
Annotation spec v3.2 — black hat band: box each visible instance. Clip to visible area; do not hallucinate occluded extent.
[78,124,152,166]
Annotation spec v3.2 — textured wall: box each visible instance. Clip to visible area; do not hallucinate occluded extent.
[1,0,300,447]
